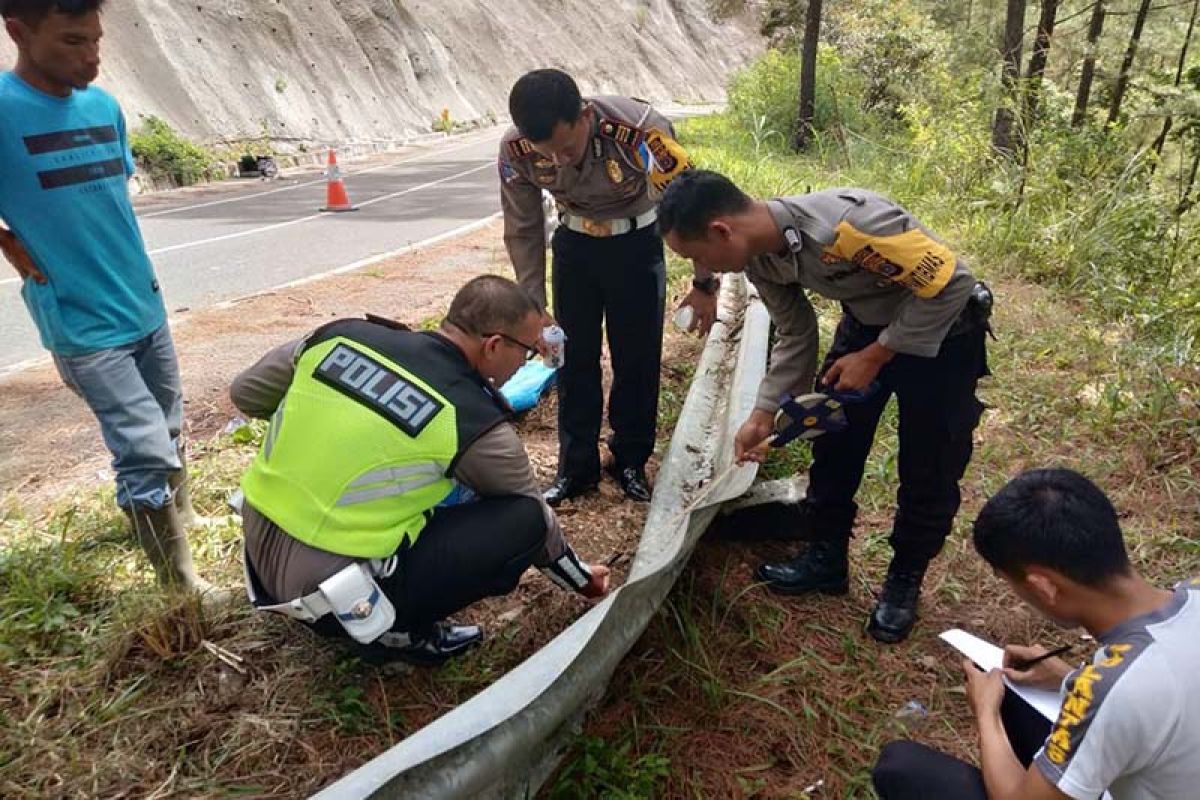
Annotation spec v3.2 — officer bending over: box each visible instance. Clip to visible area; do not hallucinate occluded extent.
[230,276,610,666]
[663,170,991,643]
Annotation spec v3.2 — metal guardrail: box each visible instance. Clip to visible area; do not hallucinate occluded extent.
[313,275,770,799]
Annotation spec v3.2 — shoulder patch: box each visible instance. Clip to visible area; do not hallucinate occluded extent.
[498,158,519,184]
[644,127,693,193]
[364,313,410,331]
[824,221,956,298]
[507,137,536,160]
[1038,636,1152,774]
[598,118,644,149]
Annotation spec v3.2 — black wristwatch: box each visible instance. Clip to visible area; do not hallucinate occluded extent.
[692,275,720,295]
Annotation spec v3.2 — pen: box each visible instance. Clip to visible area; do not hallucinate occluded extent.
[1011,643,1072,670]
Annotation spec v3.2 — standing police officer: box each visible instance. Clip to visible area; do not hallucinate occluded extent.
[498,68,709,506]
[662,170,991,644]
[230,276,611,666]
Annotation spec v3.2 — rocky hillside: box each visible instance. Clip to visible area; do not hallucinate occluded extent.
[1,0,759,146]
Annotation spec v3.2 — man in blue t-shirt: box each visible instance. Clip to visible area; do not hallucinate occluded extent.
[0,0,210,592]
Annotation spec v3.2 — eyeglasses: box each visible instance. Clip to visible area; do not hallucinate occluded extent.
[482,331,539,361]
[445,317,539,361]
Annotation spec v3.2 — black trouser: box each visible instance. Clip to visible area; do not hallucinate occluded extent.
[805,313,989,571]
[873,689,1052,799]
[310,495,545,640]
[551,224,666,480]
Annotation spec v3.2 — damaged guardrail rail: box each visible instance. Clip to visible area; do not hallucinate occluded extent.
[313,275,771,799]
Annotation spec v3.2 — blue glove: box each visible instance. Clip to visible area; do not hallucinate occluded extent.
[500,360,558,412]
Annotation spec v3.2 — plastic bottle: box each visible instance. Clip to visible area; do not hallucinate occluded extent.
[673,305,695,332]
[542,325,566,368]
[894,699,930,732]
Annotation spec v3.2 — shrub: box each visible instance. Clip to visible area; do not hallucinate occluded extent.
[130,116,218,186]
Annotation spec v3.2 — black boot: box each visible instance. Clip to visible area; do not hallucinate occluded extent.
[867,566,926,644]
[605,463,652,502]
[356,621,484,667]
[543,475,599,507]
[755,538,850,595]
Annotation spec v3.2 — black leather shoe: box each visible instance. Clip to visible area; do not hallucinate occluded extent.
[867,568,926,644]
[543,475,599,507]
[606,464,652,502]
[755,539,850,595]
[357,621,484,667]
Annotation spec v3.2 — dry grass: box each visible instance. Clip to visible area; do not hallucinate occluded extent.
[0,312,704,798]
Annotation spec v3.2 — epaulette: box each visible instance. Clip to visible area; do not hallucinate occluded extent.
[598,118,644,149]
[365,313,411,331]
[507,137,536,160]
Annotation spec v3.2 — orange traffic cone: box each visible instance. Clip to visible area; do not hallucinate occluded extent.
[320,148,357,212]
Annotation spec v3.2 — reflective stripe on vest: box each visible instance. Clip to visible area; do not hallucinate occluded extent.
[336,463,446,507]
[263,400,286,460]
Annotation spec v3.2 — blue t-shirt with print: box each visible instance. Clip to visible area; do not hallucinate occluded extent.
[0,72,164,356]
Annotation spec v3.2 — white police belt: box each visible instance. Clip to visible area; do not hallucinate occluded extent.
[560,208,657,238]
[248,560,397,644]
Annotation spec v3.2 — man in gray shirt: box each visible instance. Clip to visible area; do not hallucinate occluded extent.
[230,276,610,666]
[661,170,991,643]
[874,468,1200,800]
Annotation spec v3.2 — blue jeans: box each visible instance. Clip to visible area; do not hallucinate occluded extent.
[53,323,183,509]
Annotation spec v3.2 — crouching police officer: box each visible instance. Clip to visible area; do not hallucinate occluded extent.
[229,276,611,666]
[498,68,704,507]
[660,170,992,644]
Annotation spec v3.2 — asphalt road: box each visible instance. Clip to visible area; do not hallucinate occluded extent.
[0,128,506,372]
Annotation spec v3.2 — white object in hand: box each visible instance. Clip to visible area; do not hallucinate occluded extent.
[673,305,695,332]
[939,628,1064,721]
[542,325,566,368]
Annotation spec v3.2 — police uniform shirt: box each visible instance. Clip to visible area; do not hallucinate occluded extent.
[498,95,692,306]
[746,189,977,412]
[232,337,580,601]
[1033,580,1200,800]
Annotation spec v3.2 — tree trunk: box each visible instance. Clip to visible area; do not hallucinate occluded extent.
[1152,0,1200,156]
[992,0,1027,156]
[1072,1,1106,127]
[1107,0,1153,127]
[794,0,823,151]
[1023,0,1060,130]
[1178,139,1200,214]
